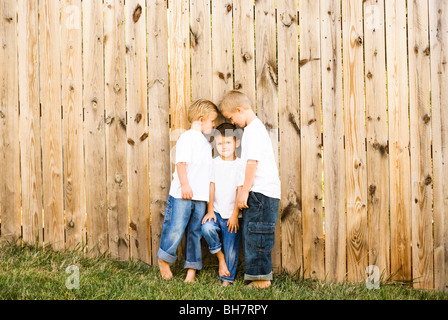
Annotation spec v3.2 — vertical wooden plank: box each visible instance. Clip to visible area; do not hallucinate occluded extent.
[233,0,256,108]
[385,0,412,282]
[278,0,302,275]
[168,0,190,262]
[39,0,65,250]
[363,0,390,278]
[61,0,85,251]
[190,0,212,101]
[299,0,324,279]
[126,0,150,263]
[83,0,108,256]
[430,0,448,292]
[320,0,346,282]
[148,0,170,265]
[18,0,42,246]
[190,0,214,264]
[255,0,280,272]
[342,0,368,282]
[212,0,233,126]
[105,0,129,260]
[1,0,20,244]
[408,0,433,289]
[169,0,190,142]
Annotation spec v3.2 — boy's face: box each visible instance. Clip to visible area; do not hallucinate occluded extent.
[222,107,246,128]
[200,113,217,134]
[215,135,237,158]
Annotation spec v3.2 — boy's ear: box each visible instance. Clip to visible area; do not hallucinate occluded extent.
[236,139,241,148]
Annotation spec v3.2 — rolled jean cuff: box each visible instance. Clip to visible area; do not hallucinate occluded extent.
[244,272,273,281]
[209,246,222,255]
[157,248,177,264]
[220,276,235,283]
[184,260,202,270]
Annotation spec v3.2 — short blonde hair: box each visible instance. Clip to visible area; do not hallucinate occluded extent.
[188,99,219,123]
[218,90,252,114]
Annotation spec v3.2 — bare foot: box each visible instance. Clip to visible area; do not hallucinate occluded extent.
[222,281,231,287]
[158,258,173,280]
[216,250,231,277]
[247,280,271,289]
[184,269,196,283]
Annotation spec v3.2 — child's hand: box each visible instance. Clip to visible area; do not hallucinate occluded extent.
[237,188,249,209]
[202,211,217,224]
[227,213,239,234]
[181,184,193,200]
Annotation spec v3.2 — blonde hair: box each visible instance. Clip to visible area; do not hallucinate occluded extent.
[218,90,253,114]
[187,99,219,123]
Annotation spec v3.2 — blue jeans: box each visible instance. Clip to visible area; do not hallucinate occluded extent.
[201,212,242,282]
[242,191,279,281]
[157,195,206,270]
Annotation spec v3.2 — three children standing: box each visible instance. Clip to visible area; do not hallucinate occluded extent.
[157,91,281,289]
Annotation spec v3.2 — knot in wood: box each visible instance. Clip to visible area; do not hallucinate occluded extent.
[242,52,252,63]
[280,13,293,27]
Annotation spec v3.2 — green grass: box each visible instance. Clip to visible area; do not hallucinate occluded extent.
[0,243,447,300]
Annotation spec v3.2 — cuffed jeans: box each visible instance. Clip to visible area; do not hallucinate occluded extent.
[157,195,206,270]
[242,191,279,281]
[201,212,242,282]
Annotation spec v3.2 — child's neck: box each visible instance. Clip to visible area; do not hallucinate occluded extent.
[221,154,236,161]
[244,111,257,127]
[190,121,202,132]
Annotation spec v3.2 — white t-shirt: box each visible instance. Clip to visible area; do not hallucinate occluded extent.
[211,157,244,219]
[241,118,281,199]
[169,129,212,202]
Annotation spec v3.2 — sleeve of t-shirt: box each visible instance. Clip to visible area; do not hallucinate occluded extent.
[175,133,192,164]
[243,126,264,162]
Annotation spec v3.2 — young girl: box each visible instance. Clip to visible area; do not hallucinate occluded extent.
[201,123,244,286]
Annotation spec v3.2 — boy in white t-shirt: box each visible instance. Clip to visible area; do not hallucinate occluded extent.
[201,123,244,286]
[219,90,281,289]
[158,99,218,282]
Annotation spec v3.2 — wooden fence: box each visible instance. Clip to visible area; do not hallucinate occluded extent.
[0,0,447,291]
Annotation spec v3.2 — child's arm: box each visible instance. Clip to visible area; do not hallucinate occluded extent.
[237,160,257,209]
[202,182,216,224]
[177,162,193,200]
[227,186,242,233]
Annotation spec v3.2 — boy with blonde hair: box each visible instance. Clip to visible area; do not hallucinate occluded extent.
[158,99,218,282]
[219,90,281,289]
